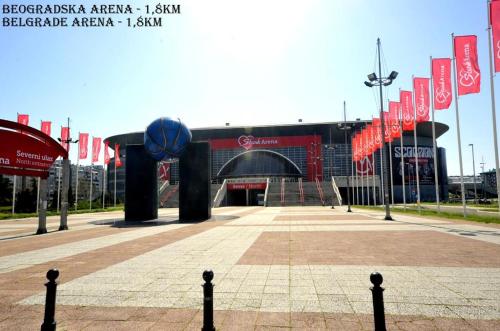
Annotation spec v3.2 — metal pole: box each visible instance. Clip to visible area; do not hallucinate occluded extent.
[89,163,93,210]
[36,178,48,235]
[344,101,352,212]
[388,142,394,205]
[352,158,356,204]
[36,177,40,215]
[75,135,80,211]
[11,175,16,214]
[59,158,69,231]
[57,166,61,213]
[102,164,106,209]
[399,98,407,210]
[487,0,500,211]
[412,77,422,212]
[379,147,384,205]
[451,33,467,217]
[114,157,117,207]
[377,38,392,220]
[361,160,365,205]
[470,144,477,204]
[430,56,441,212]
[367,158,370,206]
[372,151,377,205]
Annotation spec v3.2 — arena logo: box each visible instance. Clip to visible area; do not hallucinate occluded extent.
[356,156,373,175]
[459,42,480,88]
[237,135,279,150]
[0,157,11,165]
[394,146,434,158]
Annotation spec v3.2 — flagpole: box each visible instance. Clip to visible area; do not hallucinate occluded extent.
[487,0,500,211]
[351,159,355,204]
[399,92,407,210]
[11,175,16,214]
[90,162,93,211]
[412,76,422,212]
[114,156,117,207]
[372,150,377,205]
[75,133,80,211]
[367,155,370,206]
[102,164,106,209]
[36,177,40,215]
[57,164,61,213]
[388,141,394,205]
[361,157,365,205]
[451,33,467,217]
[430,56,441,212]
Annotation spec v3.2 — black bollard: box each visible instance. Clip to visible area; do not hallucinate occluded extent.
[370,272,386,331]
[41,269,59,331]
[202,270,215,331]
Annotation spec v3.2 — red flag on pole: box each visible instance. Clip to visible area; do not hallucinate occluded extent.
[454,35,481,95]
[400,90,415,131]
[381,112,392,143]
[92,137,102,163]
[491,0,500,72]
[104,141,110,165]
[413,77,430,123]
[432,58,452,110]
[388,101,401,139]
[41,121,51,136]
[61,127,70,152]
[17,114,29,126]
[372,118,383,150]
[78,133,89,160]
[114,143,122,167]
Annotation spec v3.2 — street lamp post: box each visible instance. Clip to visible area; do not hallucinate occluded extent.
[364,38,398,221]
[469,143,477,204]
[338,101,352,212]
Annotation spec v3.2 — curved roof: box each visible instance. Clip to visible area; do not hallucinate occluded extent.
[217,149,302,178]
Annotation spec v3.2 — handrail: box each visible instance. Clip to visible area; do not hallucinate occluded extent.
[264,178,270,207]
[331,176,343,206]
[160,184,179,206]
[213,179,227,207]
[315,177,325,206]
[298,178,304,205]
[280,178,285,206]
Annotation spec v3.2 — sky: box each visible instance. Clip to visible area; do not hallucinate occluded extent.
[0,0,499,176]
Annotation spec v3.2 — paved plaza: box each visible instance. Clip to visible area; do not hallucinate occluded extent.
[0,206,499,330]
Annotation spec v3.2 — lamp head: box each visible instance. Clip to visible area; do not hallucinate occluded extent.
[388,71,398,80]
[367,73,378,82]
[364,81,374,87]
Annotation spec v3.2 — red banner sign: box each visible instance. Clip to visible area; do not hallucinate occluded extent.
[41,121,51,136]
[159,162,170,181]
[356,154,374,176]
[227,182,267,190]
[104,141,110,165]
[78,133,89,160]
[400,90,414,131]
[114,143,122,167]
[388,101,401,139]
[491,1,500,72]
[60,127,70,152]
[432,58,452,110]
[413,77,430,123]
[17,114,29,126]
[92,137,101,163]
[454,35,481,95]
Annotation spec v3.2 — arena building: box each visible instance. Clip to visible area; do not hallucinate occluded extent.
[105,120,449,207]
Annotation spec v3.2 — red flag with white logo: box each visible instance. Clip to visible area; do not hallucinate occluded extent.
[454,35,481,95]
[104,141,110,165]
[381,112,392,143]
[372,118,383,150]
[413,77,430,123]
[92,137,101,163]
[400,90,415,131]
[41,121,51,136]
[114,143,122,167]
[491,1,500,72]
[17,114,29,126]
[388,101,401,139]
[61,127,70,152]
[432,58,452,110]
[78,133,89,160]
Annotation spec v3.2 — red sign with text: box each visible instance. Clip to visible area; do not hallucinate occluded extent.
[227,182,267,190]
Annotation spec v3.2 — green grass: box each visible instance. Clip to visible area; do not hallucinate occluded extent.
[354,205,500,224]
[0,205,124,220]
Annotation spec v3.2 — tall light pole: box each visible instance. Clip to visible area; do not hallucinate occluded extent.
[364,38,398,220]
[338,101,352,212]
[469,143,477,204]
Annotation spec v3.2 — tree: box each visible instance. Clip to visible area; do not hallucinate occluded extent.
[0,175,12,206]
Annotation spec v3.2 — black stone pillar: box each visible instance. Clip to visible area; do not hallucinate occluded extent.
[125,145,158,222]
[179,142,211,222]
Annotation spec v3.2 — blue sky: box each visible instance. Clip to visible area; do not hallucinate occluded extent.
[1,0,498,175]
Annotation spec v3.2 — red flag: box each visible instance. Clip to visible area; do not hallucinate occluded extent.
[432,58,452,110]
[400,90,415,131]
[366,125,375,153]
[41,121,51,136]
[104,141,110,165]
[413,77,430,123]
[372,118,383,149]
[61,127,70,152]
[114,143,122,167]
[78,133,89,160]
[388,101,401,139]
[382,111,392,143]
[491,1,500,72]
[454,35,481,95]
[92,137,102,163]
[17,114,29,126]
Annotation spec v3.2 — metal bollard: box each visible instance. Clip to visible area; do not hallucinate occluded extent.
[370,272,386,331]
[201,270,215,331]
[41,269,59,331]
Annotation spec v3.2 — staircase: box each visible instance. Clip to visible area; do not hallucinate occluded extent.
[266,181,283,207]
[160,184,179,208]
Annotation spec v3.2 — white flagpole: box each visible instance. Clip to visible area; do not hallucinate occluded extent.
[399,94,407,210]
[75,133,80,211]
[487,0,500,211]
[11,175,16,214]
[372,150,377,205]
[114,156,117,207]
[361,159,365,205]
[367,156,371,206]
[412,76,422,212]
[430,56,441,212]
[351,160,356,204]
[379,148,385,205]
[388,141,394,205]
[451,33,467,217]
[89,162,93,211]
[57,165,61,213]
[102,164,106,209]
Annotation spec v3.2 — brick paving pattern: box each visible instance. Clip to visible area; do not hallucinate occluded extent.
[0,206,499,330]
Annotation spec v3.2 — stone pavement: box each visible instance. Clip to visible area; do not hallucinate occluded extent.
[0,206,499,330]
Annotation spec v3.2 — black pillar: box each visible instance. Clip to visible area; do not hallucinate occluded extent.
[179,142,211,222]
[125,145,158,222]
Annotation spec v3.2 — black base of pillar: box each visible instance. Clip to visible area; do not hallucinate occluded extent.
[58,225,68,231]
[179,142,211,222]
[125,145,158,222]
[36,228,47,235]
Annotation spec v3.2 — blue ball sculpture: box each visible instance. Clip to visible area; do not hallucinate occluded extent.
[144,117,192,160]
